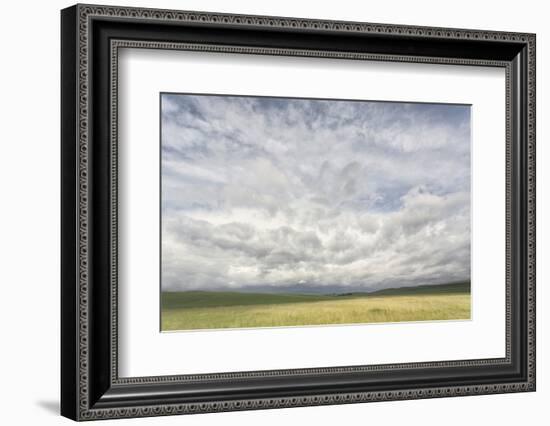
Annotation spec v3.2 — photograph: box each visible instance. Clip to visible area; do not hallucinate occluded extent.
[160,93,472,331]
[59,4,536,420]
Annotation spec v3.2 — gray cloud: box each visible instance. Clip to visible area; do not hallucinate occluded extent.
[161,94,470,292]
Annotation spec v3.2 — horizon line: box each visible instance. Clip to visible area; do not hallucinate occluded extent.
[162,280,471,295]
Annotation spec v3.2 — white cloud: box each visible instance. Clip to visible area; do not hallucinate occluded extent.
[161,94,471,292]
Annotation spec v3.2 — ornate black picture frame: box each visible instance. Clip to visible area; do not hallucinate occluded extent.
[61,4,536,421]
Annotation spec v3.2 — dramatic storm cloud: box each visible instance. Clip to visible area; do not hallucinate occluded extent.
[161,93,471,292]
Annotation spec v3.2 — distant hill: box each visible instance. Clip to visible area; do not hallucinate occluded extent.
[365,281,470,297]
[164,281,471,297]
[161,290,335,310]
[162,281,470,310]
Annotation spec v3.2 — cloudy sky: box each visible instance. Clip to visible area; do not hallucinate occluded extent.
[161,93,471,293]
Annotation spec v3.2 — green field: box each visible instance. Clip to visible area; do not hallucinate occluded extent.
[161,282,470,331]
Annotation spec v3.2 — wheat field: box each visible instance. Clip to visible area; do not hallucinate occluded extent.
[161,282,470,331]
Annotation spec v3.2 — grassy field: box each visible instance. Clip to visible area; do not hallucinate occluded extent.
[161,282,470,331]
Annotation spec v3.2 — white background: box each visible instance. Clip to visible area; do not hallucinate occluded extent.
[0,0,547,425]
[119,49,505,377]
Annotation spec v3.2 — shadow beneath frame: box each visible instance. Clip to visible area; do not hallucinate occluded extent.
[36,400,59,416]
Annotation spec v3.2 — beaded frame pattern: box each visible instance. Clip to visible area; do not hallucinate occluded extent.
[74,4,535,420]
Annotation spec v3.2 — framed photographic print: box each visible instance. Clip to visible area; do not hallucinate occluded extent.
[61,4,536,421]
